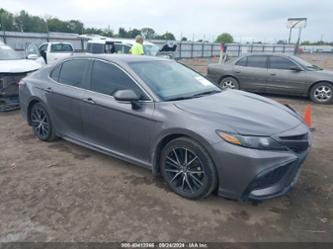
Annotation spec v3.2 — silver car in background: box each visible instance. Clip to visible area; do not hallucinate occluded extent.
[207,53,333,104]
[19,55,311,201]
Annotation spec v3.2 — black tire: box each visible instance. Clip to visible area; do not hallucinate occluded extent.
[160,137,217,199]
[219,76,239,90]
[30,103,57,141]
[310,82,333,104]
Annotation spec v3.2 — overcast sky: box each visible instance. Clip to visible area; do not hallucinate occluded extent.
[1,0,332,42]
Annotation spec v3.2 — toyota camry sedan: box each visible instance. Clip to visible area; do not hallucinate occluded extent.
[19,55,311,201]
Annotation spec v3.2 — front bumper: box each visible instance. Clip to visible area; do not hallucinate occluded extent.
[211,123,311,201]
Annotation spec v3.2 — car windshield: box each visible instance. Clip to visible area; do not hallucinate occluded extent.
[129,60,221,101]
[143,44,159,56]
[50,43,73,53]
[0,45,24,60]
[291,56,323,71]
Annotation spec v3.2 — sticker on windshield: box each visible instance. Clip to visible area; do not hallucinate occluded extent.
[195,76,211,86]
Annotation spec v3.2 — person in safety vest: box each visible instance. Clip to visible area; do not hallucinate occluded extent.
[130,35,144,55]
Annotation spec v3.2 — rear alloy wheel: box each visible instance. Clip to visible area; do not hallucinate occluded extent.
[310,82,333,104]
[219,77,239,90]
[30,103,57,141]
[160,138,217,199]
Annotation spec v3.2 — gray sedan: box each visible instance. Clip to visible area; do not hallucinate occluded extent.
[19,55,311,201]
[207,53,333,104]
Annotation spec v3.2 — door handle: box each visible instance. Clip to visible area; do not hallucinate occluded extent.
[46,87,53,93]
[83,97,95,104]
[270,73,277,76]
[234,70,241,73]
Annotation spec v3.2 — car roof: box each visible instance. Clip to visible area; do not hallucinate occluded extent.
[241,53,293,58]
[71,54,169,63]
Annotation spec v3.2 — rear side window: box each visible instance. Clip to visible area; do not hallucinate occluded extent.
[236,57,247,66]
[59,59,89,88]
[269,56,297,70]
[91,60,148,100]
[246,56,267,68]
[50,44,73,52]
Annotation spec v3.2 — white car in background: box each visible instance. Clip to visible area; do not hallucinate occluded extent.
[0,42,43,111]
[38,42,74,64]
[85,36,160,56]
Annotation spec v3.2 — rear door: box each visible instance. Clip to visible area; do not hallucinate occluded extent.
[80,59,155,164]
[267,55,309,95]
[232,55,268,92]
[47,58,90,140]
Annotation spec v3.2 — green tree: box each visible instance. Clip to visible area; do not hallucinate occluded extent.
[0,8,17,31]
[215,33,234,43]
[181,37,188,41]
[118,27,128,38]
[47,17,70,32]
[68,20,84,34]
[127,28,141,38]
[156,32,175,40]
[141,27,155,39]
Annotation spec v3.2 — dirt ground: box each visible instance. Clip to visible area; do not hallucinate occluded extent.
[0,54,332,242]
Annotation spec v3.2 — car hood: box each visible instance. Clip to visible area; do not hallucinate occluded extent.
[0,59,42,73]
[174,90,303,136]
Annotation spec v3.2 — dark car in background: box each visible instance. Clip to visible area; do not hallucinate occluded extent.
[19,55,311,201]
[207,53,333,104]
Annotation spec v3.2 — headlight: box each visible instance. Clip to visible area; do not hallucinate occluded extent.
[217,131,286,150]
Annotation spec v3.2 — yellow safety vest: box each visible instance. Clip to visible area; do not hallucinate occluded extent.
[130,42,144,55]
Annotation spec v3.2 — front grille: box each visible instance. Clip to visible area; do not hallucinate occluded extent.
[279,133,308,140]
[0,73,27,96]
[278,132,310,154]
[249,164,291,191]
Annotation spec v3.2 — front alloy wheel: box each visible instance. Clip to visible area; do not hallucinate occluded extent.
[310,83,333,104]
[160,138,217,199]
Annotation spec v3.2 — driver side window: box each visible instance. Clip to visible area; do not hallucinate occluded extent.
[269,56,298,70]
[90,60,148,100]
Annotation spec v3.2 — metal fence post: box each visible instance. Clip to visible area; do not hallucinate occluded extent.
[179,42,182,59]
[201,43,204,58]
[191,43,194,58]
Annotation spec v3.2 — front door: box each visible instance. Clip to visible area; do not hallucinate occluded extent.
[266,55,309,95]
[80,59,156,164]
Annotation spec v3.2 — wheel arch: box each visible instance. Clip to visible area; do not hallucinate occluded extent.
[27,97,45,126]
[308,80,333,96]
[218,75,240,87]
[151,129,218,178]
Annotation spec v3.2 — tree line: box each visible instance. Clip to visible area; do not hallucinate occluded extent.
[0,8,176,40]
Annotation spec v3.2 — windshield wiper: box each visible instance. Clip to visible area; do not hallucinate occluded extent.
[191,89,221,98]
[166,96,195,101]
[166,90,221,101]
[308,65,323,70]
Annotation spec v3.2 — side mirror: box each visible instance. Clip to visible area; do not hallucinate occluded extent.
[27,54,38,60]
[114,89,141,109]
[290,66,302,72]
[114,89,140,101]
